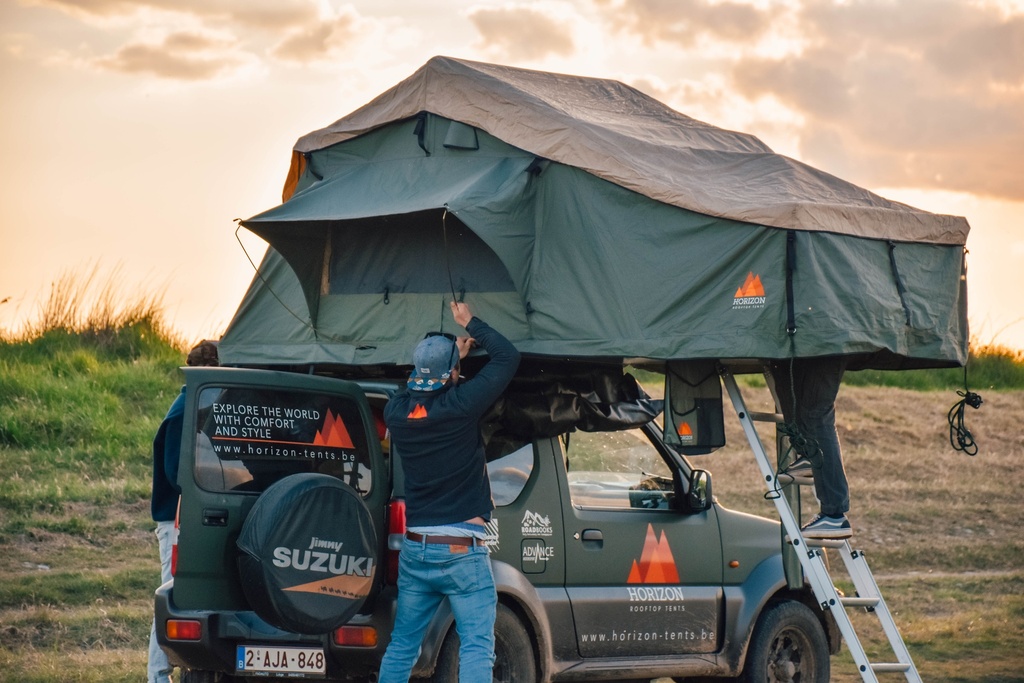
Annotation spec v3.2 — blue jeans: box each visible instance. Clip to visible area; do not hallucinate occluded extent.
[148,520,175,683]
[378,540,496,683]
[772,356,851,517]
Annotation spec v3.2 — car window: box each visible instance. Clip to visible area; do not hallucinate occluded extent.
[564,427,675,510]
[193,386,374,495]
[486,443,534,506]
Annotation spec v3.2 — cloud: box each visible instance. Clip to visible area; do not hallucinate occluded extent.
[218,1,319,31]
[468,4,575,61]
[28,0,352,77]
[268,9,360,64]
[603,0,773,46]
[600,0,1024,201]
[93,29,246,80]
[25,0,151,20]
[28,0,319,29]
[725,0,1024,201]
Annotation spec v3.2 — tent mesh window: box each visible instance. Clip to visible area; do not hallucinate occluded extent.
[327,211,516,296]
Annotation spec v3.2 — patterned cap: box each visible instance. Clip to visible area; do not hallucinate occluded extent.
[407,335,457,391]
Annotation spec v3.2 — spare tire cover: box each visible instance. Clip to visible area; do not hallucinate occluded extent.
[237,473,378,634]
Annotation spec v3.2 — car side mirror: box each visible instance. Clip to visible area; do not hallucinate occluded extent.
[688,469,713,512]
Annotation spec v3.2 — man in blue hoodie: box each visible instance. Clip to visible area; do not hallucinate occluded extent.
[379,300,520,683]
[147,340,219,683]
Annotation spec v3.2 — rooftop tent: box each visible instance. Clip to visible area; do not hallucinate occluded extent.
[222,56,969,369]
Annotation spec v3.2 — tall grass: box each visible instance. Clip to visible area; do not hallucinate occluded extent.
[844,340,1024,391]
[2,265,186,361]
[0,271,192,682]
[0,270,188,509]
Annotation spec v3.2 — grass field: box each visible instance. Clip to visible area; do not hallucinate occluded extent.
[702,382,1024,682]
[1,283,1022,682]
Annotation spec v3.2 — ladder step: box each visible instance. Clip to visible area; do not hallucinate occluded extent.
[776,471,815,486]
[783,535,850,549]
[802,537,850,549]
[747,410,784,423]
[871,662,912,673]
[841,596,879,608]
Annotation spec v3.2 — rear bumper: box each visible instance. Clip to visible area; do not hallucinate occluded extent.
[154,581,395,680]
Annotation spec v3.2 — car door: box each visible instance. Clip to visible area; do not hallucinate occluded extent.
[173,367,388,612]
[559,423,724,658]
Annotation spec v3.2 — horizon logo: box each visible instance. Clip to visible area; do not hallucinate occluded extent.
[677,422,694,443]
[731,271,767,310]
[313,409,354,448]
[627,524,681,584]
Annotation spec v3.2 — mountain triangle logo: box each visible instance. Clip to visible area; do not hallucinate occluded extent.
[731,271,767,310]
[627,524,680,584]
[313,410,354,448]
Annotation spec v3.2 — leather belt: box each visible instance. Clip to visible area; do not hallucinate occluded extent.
[406,531,477,547]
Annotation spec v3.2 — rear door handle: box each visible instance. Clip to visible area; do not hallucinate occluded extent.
[581,529,603,541]
[203,508,228,526]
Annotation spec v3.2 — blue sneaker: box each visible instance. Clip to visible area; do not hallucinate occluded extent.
[801,513,852,539]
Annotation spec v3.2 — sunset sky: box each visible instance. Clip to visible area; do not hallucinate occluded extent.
[2,0,1022,351]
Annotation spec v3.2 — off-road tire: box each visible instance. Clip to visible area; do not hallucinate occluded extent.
[740,599,830,683]
[428,603,537,683]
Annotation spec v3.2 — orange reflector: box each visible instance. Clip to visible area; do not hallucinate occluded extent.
[333,625,378,647]
[166,619,202,641]
[728,560,740,569]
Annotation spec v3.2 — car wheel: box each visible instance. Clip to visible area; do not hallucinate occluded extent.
[740,600,830,683]
[493,604,536,683]
[427,603,537,683]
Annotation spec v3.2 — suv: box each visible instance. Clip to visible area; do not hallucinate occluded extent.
[156,363,839,682]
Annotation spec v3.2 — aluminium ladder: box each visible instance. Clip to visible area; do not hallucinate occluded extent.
[720,366,922,682]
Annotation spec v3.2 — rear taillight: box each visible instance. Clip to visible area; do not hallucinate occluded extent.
[333,625,379,647]
[386,498,406,584]
[166,619,202,641]
[171,499,180,576]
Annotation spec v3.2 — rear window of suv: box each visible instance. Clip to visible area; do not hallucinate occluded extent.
[192,386,374,495]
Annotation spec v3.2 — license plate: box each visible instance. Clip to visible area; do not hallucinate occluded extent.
[236,645,326,676]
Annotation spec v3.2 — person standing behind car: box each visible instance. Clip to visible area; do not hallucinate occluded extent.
[378,301,520,683]
[147,340,219,683]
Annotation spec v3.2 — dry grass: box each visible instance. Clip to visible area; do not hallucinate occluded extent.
[1,263,184,353]
[703,381,1024,681]
[707,384,1024,574]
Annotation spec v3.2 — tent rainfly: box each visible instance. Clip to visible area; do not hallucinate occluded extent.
[221,56,969,371]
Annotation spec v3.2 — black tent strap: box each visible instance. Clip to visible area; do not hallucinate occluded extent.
[888,240,913,327]
[413,111,430,156]
[441,208,459,303]
[785,230,797,335]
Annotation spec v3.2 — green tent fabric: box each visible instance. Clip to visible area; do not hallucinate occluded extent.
[222,57,968,370]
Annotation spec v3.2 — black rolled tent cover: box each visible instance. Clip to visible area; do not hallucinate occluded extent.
[221,56,969,371]
[236,473,377,635]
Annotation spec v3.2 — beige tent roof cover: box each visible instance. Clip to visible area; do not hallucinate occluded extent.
[294,56,968,246]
